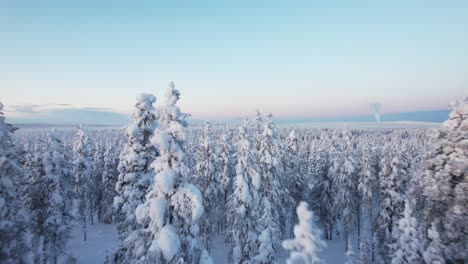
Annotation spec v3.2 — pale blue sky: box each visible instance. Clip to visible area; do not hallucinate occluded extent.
[1,0,467,121]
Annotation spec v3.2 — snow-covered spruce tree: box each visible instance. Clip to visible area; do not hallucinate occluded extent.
[227,122,261,264]
[423,222,445,264]
[44,131,75,263]
[283,130,303,238]
[252,109,264,151]
[113,93,158,239]
[390,200,423,264]
[310,131,335,240]
[112,82,211,263]
[28,133,76,264]
[332,129,358,252]
[345,241,355,264]
[376,141,409,261]
[195,121,223,250]
[254,113,283,263]
[101,141,119,223]
[0,102,33,263]
[92,141,105,222]
[282,202,326,264]
[218,125,234,224]
[358,139,377,262]
[422,97,467,263]
[73,125,93,241]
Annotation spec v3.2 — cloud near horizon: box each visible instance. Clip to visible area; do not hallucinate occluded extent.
[5,104,130,125]
[4,103,450,125]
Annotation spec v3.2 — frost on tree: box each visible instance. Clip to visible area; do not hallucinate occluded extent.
[227,122,261,264]
[310,132,335,240]
[423,222,446,264]
[0,102,33,263]
[422,97,467,263]
[218,124,234,231]
[195,121,223,251]
[102,141,119,223]
[332,129,358,252]
[255,113,283,263]
[28,132,75,263]
[390,200,422,264]
[376,139,409,261]
[73,125,93,241]
[282,202,326,264]
[114,93,158,238]
[111,82,211,264]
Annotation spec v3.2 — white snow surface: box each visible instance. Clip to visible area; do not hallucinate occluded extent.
[68,222,120,264]
[69,223,347,263]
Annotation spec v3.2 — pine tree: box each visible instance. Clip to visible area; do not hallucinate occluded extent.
[390,200,423,264]
[376,141,409,261]
[333,129,358,251]
[195,121,223,250]
[45,131,75,263]
[284,130,301,238]
[423,222,445,264]
[92,141,105,222]
[0,102,33,263]
[227,122,261,264]
[310,132,335,240]
[73,125,93,241]
[255,113,283,263]
[28,132,75,264]
[218,125,234,229]
[102,141,119,223]
[282,202,326,264]
[422,97,467,262]
[111,82,211,263]
[113,93,158,239]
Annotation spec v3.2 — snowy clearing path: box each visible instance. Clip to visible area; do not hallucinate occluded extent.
[68,223,120,264]
[69,223,346,263]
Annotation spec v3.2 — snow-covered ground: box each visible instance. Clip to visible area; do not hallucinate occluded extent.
[68,223,120,264]
[69,223,346,263]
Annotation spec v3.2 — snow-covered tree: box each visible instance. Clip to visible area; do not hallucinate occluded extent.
[423,222,445,264]
[310,132,335,240]
[332,129,358,251]
[283,130,302,238]
[227,122,261,264]
[111,82,211,263]
[422,97,467,263]
[45,132,75,263]
[73,125,93,241]
[254,113,283,263]
[0,102,33,263]
[195,121,223,250]
[345,241,355,264]
[282,202,326,264]
[390,200,423,264]
[252,109,263,151]
[376,141,409,261]
[113,93,158,238]
[218,125,234,211]
[92,141,105,223]
[101,141,119,223]
[28,132,76,264]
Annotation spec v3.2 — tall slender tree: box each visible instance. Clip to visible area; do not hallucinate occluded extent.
[113,93,158,238]
[73,125,93,241]
[0,102,33,263]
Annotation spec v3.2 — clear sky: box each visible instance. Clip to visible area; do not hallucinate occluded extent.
[1,0,467,122]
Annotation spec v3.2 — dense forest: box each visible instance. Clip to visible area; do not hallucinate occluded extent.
[1,84,466,263]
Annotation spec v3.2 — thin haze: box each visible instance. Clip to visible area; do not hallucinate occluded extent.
[1,0,467,121]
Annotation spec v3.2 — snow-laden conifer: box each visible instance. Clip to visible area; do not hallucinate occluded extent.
[282,202,326,264]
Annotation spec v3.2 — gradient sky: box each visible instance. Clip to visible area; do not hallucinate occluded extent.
[1,0,467,121]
